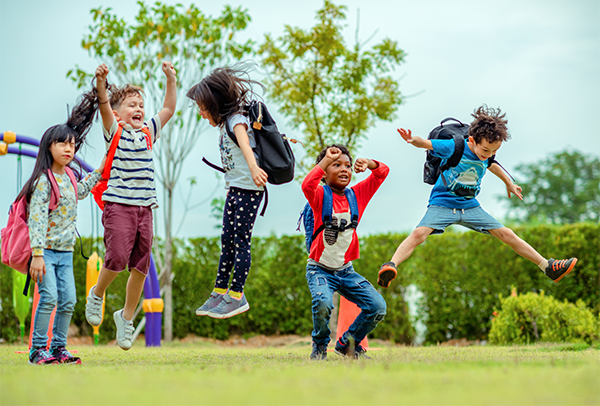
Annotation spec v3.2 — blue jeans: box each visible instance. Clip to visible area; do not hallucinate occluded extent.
[31,249,76,350]
[306,263,386,347]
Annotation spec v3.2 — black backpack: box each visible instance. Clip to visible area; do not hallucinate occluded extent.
[424,117,503,188]
[225,101,295,185]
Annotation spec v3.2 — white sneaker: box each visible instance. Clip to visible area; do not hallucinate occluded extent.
[113,310,134,350]
[85,286,103,326]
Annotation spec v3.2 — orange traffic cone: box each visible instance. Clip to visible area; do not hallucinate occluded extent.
[28,283,56,350]
[335,296,369,349]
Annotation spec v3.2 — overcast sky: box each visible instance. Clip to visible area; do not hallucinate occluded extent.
[1,0,598,240]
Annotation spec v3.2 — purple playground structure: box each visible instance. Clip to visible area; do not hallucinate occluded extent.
[1,131,163,347]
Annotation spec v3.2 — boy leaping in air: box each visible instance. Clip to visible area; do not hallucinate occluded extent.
[378,106,577,288]
[85,62,177,350]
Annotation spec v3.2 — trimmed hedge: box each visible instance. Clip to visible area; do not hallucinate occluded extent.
[0,223,597,345]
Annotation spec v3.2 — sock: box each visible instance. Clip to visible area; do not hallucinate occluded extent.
[538,259,549,272]
[213,288,227,295]
[229,290,243,300]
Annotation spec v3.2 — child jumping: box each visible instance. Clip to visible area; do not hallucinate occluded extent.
[85,62,177,350]
[378,106,578,289]
[19,92,105,365]
[187,65,268,319]
[302,145,388,360]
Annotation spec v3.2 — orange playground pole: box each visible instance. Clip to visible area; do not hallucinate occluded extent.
[28,283,56,350]
[335,296,369,349]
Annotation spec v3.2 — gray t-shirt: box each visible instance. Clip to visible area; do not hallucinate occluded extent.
[219,113,264,191]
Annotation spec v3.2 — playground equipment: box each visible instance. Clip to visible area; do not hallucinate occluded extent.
[86,252,105,345]
[1,131,164,347]
[12,270,30,343]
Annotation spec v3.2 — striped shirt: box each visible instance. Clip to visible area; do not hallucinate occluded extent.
[102,115,161,209]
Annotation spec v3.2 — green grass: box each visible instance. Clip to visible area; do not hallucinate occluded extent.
[1,341,599,406]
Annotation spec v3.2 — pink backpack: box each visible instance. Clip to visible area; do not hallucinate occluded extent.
[1,168,78,274]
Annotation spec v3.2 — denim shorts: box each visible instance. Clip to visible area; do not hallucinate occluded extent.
[416,205,504,235]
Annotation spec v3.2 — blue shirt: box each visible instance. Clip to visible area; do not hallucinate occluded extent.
[428,139,490,209]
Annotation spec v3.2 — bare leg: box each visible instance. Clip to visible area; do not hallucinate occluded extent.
[390,227,434,266]
[123,268,146,320]
[93,267,119,297]
[488,227,544,264]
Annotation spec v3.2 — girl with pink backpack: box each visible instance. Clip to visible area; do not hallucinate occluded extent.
[6,91,106,365]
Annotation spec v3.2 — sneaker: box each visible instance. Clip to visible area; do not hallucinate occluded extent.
[85,285,103,326]
[545,258,578,283]
[310,343,328,360]
[51,347,81,365]
[334,337,371,359]
[196,291,225,316]
[207,293,249,319]
[378,262,397,288]
[113,310,134,350]
[29,348,58,365]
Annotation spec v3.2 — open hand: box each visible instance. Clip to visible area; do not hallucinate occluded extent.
[507,183,523,200]
[397,128,413,143]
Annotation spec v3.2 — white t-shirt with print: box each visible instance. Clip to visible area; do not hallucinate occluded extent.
[219,113,264,191]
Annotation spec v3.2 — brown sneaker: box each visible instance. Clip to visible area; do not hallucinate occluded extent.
[545,258,578,283]
[377,262,397,288]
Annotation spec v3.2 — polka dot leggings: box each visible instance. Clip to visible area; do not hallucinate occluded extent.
[215,187,264,294]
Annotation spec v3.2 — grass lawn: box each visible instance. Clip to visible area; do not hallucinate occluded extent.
[1,340,598,406]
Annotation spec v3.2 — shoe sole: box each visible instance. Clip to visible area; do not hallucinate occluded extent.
[207,303,250,319]
[377,265,397,288]
[195,310,209,316]
[553,258,578,283]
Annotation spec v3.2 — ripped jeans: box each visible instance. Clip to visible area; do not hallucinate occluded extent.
[306,263,386,347]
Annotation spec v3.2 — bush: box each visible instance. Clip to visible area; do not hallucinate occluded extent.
[489,292,599,345]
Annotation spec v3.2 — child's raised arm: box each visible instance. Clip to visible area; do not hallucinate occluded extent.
[354,158,379,173]
[318,146,342,172]
[397,128,432,150]
[95,64,114,132]
[157,61,177,128]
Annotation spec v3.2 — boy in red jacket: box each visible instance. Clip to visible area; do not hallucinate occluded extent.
[302,144,389,360]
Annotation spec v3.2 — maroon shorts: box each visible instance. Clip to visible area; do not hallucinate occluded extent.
[102,202,153,275]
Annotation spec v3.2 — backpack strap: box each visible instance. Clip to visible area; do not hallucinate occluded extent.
[102,126,123,181]
[64,166,79,203]
[439,123,466,188]
[140,126,152,150]
[345,187,359,229]
[311,185,360,243]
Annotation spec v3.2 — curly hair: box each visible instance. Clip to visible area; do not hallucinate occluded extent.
[186,63,263,126]
[109,84,145,111]
[468,105,510,144]
[315,144,353,165]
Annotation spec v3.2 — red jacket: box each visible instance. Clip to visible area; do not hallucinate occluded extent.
[301,161,389,268]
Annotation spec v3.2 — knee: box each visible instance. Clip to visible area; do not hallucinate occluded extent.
[313,295,333,318]
[59,293,77,314]
[38,294,58,312]
[371,295,387,318]
[494,227,517,243]
[410,228,430,245]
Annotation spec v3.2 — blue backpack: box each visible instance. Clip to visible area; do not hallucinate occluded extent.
[297,185,359,253]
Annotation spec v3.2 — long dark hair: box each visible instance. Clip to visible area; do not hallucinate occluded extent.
[16,86,101,204]
[186,63,264,126]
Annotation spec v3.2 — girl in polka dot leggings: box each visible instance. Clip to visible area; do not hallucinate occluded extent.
[187,64,267,319]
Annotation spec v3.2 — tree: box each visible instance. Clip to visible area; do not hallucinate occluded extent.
[258,0,405,171]
[67,1,253,341]
[503,150,600,224]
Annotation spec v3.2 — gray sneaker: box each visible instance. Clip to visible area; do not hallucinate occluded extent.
[85,286,103,326]
[113,310,134,350]
[196,291,225,316]
[207,293,249,319]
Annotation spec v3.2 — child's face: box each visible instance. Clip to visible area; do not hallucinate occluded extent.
[197,103,217,127]
[113,94,145,129]
[49,139,75,168]
[324,154,353,191]
[468,136,502,161]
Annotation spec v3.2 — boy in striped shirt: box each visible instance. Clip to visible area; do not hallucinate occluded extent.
[85,62,177,350]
